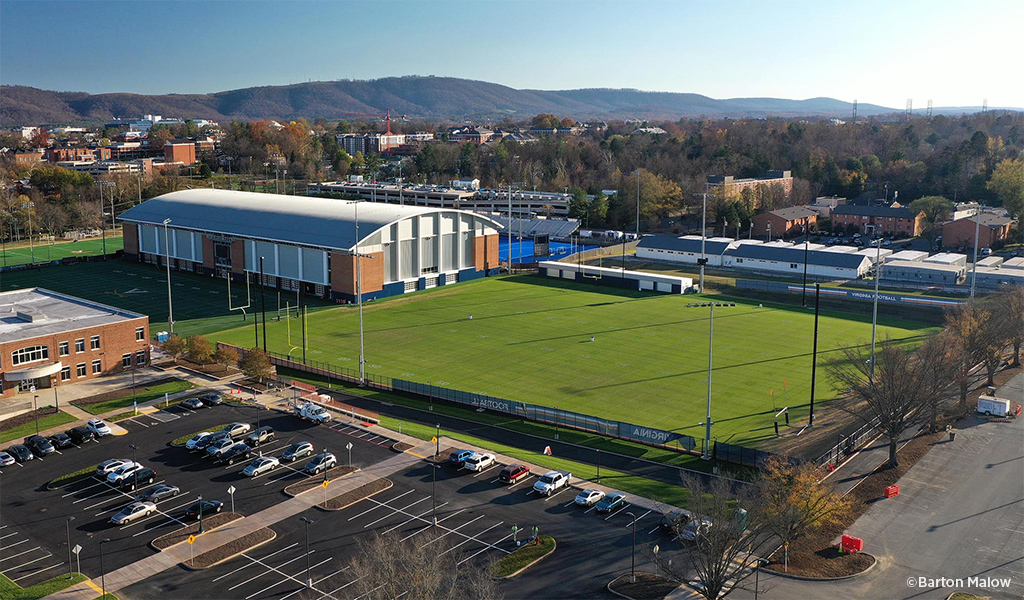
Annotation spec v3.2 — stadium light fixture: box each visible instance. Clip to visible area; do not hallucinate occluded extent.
[163,218,174,333]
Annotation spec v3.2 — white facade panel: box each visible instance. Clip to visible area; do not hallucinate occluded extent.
[278,245,300,280]
[301,248,326,284]
[139,224,157,254]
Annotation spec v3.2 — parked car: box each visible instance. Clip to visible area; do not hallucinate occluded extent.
[221,423,252,440]
[140,484,179,503]
[184,500,223,519]
[574,489,605,507]
[204,439,235,460]
[24,435,56,457]
[96,458,133,478]
[246,426,275,446]
[48,432,73,449]
[118,467,156,490]
[8,445,33,462]
[533,471,571,496]
[282,441,315,462]
[464,453,495,472]
[107,463,146,484]
[595,492,627,513]
[185,432,213,451]
[304,452,337,475]
[449,449,476,466]
[66,427,95,445]
[679,518,713,542]
[659,510,688,533]
[242,456,279,477]
[499,464,530,484]
[293,403,332,424]
[180,397,204,410]
[219,442,252,465]
[87,419,112,437]
[0,451,15,467]
[110,501,157,525]
[198,392,223,406]
[194,431,230,452]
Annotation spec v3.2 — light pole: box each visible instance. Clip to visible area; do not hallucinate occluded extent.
[970,208,981,300]
[802,218,810,307]
[300,517,313,588]
[163,218,174,333]
[33,394,39,435]
[809,284,821,426]
[197,493,205,534]
[701,303,715,459]
[435,423,440,457]
[699,191,708,293]
[129,444,138,492]
[99,538,112,598]
[869,238,881,381]
[355,200,365,386]
[767,221,772,243]
[625,512,637,583]
[65,517,75,578]
[26,201,34,264]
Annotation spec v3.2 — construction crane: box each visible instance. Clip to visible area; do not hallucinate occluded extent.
[334,108,407,134]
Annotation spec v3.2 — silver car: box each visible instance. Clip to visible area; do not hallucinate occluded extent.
[242,456,279,477]
[110,501,157,525]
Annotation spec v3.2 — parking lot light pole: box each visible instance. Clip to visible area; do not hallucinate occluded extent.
[625,512,637,583]
[163,218,174,333]
[198,494,205,534]
[33,394,39,435]
[99,538,111,598]
[129,444,139,493]
[435,424,440,457]
[431,464,438,527]
[65,517,75,578]
[299,517,313,588]
[346,442,352,468]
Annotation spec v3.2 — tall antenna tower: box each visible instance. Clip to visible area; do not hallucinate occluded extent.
[927,99,933,120]
[852,99,858,123]
[906,99,913,121]
[982,98,988,113]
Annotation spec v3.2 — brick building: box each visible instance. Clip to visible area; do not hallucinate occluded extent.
[941,213,1015,249]
[831,204,925,236]
[751,206,818,239]
[164,140,197,165]
[46,147,95,163]
[0,288,149,400]
[118,189,503,303]
[707,170,794,208]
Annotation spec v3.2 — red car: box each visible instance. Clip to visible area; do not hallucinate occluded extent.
[499,464,530,483]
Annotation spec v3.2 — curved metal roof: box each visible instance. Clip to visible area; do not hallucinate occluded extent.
[118,189,502,251]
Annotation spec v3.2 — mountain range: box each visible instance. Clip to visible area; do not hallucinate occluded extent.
[0,76,1000,126]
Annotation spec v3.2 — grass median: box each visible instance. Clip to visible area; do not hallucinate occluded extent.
[171,423,234,446]
[0,410,78,445]
[488,536,556,578]
[0,572,88,600]
[76,380,195,415]
[47,464,100,490]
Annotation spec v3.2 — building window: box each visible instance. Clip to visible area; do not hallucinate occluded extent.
[75,338,85,353]
[90,335,100,350]
[136,327,145,341]
[11,345,49,366]
[77,363,87,378]
[136,350,146,366]
[61,366,71,381]
[91,359,102,374]
[59,341,69,356]
[122,353,132,368]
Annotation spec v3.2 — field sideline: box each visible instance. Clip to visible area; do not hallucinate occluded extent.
[0,234,123,266]
[216,275,937,448]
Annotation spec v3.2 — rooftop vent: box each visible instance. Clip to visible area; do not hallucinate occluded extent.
[13,305,45,323]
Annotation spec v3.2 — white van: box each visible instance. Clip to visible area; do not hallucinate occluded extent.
[977,396,1011,417]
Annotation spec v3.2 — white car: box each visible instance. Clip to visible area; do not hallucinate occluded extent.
[185,432,212,451]
[242,456,279,477]
[464,453,495,472]
[110,501,157,525]
[0,451,14,467]
[574,489,605,507]
[107,462,145,484]
[96,459,134,478]
[87,419,113,437]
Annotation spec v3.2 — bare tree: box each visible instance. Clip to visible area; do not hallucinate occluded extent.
[914,332,959,431]
[647,474,775,600]
[997,286,1024,367]
[979,308,1009,386]
[828,340,927,468]
[944,303,989,409]
[348,531,501,600]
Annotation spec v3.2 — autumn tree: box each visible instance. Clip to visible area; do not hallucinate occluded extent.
[909,195,954,238]
[239,347,273,383]
[987,158,1024,218]
[213,345,240,372]
[185,335,213,364]
[162,335,186,363]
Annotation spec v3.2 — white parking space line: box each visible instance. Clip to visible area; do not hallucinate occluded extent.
[563,499,577,508]
[346,489,414,521]
[584,505,598,514]
[229,551,312,591]
[62,480,105,497]
[12,562,63,582]
[396,508,464,539]
[277,567,348,600]
[438,521,504,556]
[543,488,570,502]
[123,418,150,428]
[0,531,21,541]
[212,543,299,582]
[244,557,333,599]
[238,552,338,600]
[364,497,512,556]
[4,553,53,573]
[0,545,38,562]
[354,431,372,439]
[627,510,653,527]
[458,532,515,566]
[472,465,500,478]
[363,497,430,528]
[420,515,485,548]
[604,504,631,521]
[317,575,365,599]
[648,525,662,535]
[507,476,535,490]
[72,485,117,504]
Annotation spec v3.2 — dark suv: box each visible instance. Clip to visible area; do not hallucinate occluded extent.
[66,427,95,445]
[246,426,275,446]
[219,442,253,465]
[25,435,56,457]
[199,392,223,406]
[118,467,157,490]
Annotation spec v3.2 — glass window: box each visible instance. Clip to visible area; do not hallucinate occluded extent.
[61,366,71,381]
[90,335,100,350]
[76,363,87,377]
[122,354,132,368]
[11,345,49,366]
[59,341,69,356]
[91,359,102,374]
[75,338,85,353]
[135,327,145,341]
[136,350,146,366]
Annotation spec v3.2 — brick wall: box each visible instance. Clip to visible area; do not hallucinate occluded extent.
[123,223,139,257]
[230,240,246,275]
[329,252,385,297]
[473,234,498,271]
[201,235,216,272]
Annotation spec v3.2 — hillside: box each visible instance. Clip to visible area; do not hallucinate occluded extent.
[1,76,902,125]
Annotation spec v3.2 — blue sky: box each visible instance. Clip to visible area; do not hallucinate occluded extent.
[1,0,1021,108]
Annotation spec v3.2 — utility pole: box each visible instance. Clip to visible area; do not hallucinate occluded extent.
[163,218,174,333]
[970,208,981,300]
[356,200,365,386]
[809,284,820,425]
[702,303,715,459]
[869,237,881,381]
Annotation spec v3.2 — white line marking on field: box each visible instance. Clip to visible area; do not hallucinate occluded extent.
[346,489,414,521]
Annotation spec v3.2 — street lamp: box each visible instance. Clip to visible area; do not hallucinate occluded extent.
[33,394,39,435]
[162,218,174,333]
[129,444,139,493]
[435,423,440,457]
[754,557,768,600]
[99,538,112,598]
[625,512,637,583]
[197,493,205,534]
[65,517,75,579]
[299,517,314,588]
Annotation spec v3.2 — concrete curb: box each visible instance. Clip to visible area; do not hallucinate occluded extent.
[763,553,877,581]
[606,572,674,600]
[181,528,277,571]
[149,513,244,552]
[491,537,556,579]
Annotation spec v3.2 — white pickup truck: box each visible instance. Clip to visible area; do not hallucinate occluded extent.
[293,402,332,424]
[533,470,571,496]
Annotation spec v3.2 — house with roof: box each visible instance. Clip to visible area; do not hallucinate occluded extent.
[636,235,760,267]
[751,206,819,239]
[941,213,1015,249]
[831,204,925,236]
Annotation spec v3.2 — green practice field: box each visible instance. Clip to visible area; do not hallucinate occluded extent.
[0,260,333,337]
[0,234,123,266]
[216,276,938,448]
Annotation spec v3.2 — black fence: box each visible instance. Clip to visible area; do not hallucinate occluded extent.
[713,440,776,469]
[0,250,123,273]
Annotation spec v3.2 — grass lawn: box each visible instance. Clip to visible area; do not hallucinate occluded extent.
[218,275,936,448]
[0,234,123,267]
[76,380,196,415]
[0,260,333,337]
[0,411,78,444]
[489,535,555,577]
[0,572,87,600]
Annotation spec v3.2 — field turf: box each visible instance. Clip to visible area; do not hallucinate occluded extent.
[215,275,937,448]
[0,234,123,266]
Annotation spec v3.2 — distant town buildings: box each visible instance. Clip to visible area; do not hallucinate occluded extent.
[751,206,819,239]
[307,181,575,217]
